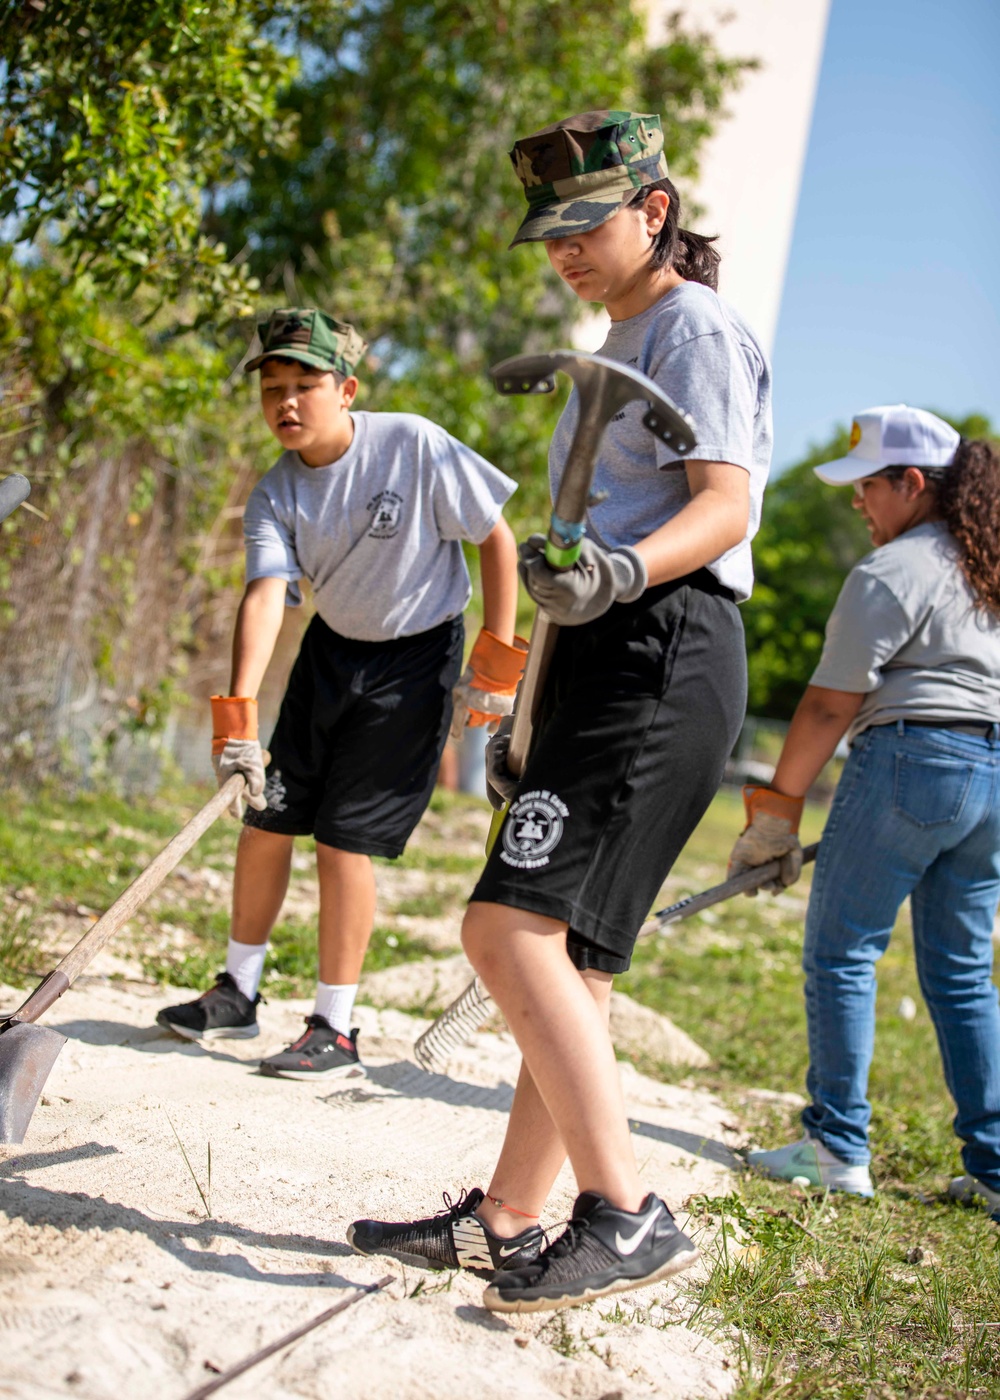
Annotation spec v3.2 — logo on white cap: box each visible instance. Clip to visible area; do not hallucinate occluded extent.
[815,405,960,486]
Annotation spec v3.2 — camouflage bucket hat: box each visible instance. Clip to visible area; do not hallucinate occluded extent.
[508,110,668,248]
[245,308,367,376]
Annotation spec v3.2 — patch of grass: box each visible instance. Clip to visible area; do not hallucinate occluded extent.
[0,905,41,987]
[390,890,449,919]
[632,793,1000,1398]
[0,782,451,995]
[142,914,444,998]
[0,781,234,915]
[686,1186,1000,1398]
[384,849,484,874]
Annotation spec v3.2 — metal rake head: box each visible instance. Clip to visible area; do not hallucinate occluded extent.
[412,977,495,1072]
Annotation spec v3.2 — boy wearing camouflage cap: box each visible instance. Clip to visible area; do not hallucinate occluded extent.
[350,112,772,1308]
[157,309,522,1077]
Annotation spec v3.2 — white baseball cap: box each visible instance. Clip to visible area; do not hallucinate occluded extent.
[814,405,960,485]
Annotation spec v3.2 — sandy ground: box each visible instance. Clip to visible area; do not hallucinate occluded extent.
[0,974,746,1400]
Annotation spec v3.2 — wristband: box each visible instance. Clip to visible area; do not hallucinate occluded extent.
[467,629,529,695]
[742,784,804,834]
[210,695,258,755]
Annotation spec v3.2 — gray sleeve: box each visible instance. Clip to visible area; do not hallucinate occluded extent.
[430,428,517,544]
[810,568,913,692]
[243,485,304,607]
[652,331,757,473]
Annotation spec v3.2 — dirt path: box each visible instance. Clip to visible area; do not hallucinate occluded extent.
[0,979,741,1399]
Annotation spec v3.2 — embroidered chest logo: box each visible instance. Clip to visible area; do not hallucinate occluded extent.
[367,489,404,540]
[500,790,569,870]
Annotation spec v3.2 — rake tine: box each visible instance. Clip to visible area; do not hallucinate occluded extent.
[413,977,494,1072]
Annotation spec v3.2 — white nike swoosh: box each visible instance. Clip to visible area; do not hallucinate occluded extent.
[615,1208,661,1256]
[499,1242,527,1258]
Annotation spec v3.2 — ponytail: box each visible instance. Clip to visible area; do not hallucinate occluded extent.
[937,439,1000,616]
[629,178,720,290]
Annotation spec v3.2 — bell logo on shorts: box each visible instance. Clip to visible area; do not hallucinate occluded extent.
[367,489,404,540]
[501,789,569,869]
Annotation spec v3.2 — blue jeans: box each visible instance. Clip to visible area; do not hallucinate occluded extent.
[801,721,1000,1189]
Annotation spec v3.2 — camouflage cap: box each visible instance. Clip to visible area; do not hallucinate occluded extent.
[245,308,367,376]
[508,111,668,248]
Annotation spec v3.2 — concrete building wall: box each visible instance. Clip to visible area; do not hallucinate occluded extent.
[575,0,830,355]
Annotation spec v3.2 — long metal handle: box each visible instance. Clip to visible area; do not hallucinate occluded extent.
[5,775,246,1027]
[637,842,819,935]
[180,1275,393,1399]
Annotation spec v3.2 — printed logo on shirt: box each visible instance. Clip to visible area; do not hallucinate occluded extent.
[500,790,569,869]
[367,489,404,540]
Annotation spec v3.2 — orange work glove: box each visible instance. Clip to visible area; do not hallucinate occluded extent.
[450,629,529,739]
[727,785,805,893]
[210,695,268,818]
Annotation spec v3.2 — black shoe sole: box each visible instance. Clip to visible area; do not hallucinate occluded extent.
[482,1243,699,1314]
[156,1014,259,1042]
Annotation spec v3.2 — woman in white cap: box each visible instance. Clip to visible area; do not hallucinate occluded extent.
[729,405,1000,1217]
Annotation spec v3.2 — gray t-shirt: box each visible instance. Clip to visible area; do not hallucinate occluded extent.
[243,411,516,642]
[548,281,772,601]
[811,521,1000,742]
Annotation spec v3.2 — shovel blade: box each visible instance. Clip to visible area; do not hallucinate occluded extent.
[0,1021,67,1144]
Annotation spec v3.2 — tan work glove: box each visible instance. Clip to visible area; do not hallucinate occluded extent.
[210,696,268,819]
[450,628,529,739]
[728,785,805,894]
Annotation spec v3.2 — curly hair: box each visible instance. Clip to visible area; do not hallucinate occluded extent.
[937,440,1000,616]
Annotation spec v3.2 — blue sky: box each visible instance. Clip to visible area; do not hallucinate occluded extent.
[771,0,1000,470]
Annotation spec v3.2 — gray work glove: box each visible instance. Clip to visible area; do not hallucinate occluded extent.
[517,534,647,626]
[484,714,519,812]
[212,739,268,819]
[727,786,805,894]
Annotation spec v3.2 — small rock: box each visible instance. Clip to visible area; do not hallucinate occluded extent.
[898,996,917,1020]
[905,1245,940,1267]
[514,1336,529,1349]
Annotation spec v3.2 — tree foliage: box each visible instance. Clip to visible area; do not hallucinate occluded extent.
[0,0,294,318]
[743,413,995,719]
[0,0,751,780]
[210,0,751,518]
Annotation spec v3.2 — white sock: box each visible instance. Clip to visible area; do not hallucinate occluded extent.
[314,981,358,1035]
[225,939,267,1001]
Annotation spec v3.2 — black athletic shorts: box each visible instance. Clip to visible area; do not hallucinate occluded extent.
[471,570,747,974]
[243,613,464,857]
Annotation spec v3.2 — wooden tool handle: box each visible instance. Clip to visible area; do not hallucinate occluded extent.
[9,776,246,1026]
[507,611,559,777]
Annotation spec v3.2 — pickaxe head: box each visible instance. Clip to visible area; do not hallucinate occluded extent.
[491,350,698,566]
[492,350,696,457]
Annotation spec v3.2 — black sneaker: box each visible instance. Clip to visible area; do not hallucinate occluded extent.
[156,972,260,1041]
[483,1190,698,1314]
[259,1015,365,1080]
[347,1187,543,1274]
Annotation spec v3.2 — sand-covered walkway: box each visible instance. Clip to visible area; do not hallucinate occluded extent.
[0,977,743,1399]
